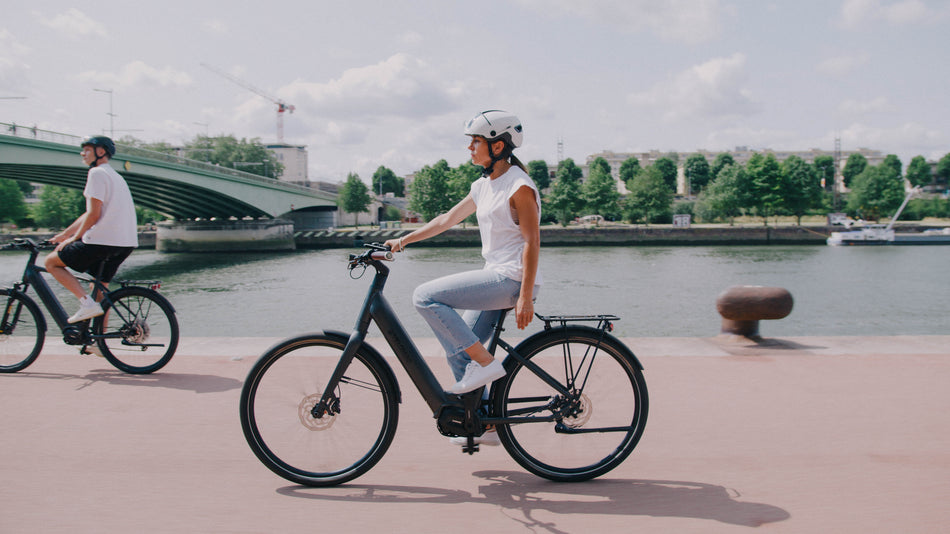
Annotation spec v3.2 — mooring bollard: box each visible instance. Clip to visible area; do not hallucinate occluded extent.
[716,286,793,339]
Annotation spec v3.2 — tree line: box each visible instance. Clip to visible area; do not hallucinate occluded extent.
[332,150,950,227]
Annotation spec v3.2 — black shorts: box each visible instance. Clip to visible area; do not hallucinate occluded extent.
[57,242,134,283]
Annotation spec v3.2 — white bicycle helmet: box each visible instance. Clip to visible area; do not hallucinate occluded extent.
[464,110,523,148]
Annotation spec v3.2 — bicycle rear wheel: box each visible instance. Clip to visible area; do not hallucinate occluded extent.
[239,335,400,486]
[493,326,648,481]
[0,290,45,373]
[94,287,178,374]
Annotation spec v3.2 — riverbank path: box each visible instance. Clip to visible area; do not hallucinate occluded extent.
[2,335,948,533]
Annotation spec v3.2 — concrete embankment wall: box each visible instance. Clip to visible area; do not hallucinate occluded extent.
[1,231,158,249]
[294,224,835,248]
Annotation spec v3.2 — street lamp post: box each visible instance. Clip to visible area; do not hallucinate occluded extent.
[93,88,115,138]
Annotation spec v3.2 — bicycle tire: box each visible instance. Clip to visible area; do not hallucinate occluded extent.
[239,334,400,487]
[94,287,178,374]
[0,290,45,373]
[492,325,648,482]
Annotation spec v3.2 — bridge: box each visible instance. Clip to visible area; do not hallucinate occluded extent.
[0,123,337,225]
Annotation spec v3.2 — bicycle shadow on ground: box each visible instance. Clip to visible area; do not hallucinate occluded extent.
[5,369,242,394]
[276,470,789,530]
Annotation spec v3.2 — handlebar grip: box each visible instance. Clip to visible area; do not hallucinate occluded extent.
[370,251,394,261]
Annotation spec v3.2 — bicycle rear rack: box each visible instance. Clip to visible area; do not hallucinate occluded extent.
[536,314,620,332]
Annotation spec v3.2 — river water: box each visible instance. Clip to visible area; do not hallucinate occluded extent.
[2,245,947,339]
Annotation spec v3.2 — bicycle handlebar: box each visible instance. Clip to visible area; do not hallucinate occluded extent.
[2,238,47,251]
[348,243,394,269]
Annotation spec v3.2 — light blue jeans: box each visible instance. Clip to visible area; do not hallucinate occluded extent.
[413,269,538,381]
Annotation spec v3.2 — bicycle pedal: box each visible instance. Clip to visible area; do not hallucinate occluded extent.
[461,444,479,455]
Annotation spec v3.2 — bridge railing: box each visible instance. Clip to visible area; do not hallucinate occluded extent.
[2,121,324,197]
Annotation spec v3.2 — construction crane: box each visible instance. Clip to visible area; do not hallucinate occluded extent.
[201,62,295,143]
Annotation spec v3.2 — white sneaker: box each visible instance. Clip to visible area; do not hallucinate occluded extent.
[68,301,103,323]
[449,430,500,447]
[449,360,506,394]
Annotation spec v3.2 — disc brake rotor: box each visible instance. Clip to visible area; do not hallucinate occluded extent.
[561,393,592,429]
[298,393,336,431]
[124,318,150,344]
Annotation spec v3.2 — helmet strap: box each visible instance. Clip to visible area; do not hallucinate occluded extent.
[482,140,510,177]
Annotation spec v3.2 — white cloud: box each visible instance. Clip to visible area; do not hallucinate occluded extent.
[77,61,193,89]
[838,96,892,115]
[839,121,944,160]
[816,53,869,76]
[284,53,462,119]
[839,0,935,28]
[398,31,424,47]
[0,29,32,92]
[515,0,726,43]
[202,19,229,34]
[628,53,760,121]
[34,8,107,38]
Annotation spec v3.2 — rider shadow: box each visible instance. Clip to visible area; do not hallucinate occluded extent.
[12,369,242,394]
[276,470,789,529]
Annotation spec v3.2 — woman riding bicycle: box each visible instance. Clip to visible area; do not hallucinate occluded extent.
[384,110,542,421]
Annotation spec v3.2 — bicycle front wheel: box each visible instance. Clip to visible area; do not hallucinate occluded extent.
[0,290,45,373]
[94,287,178,374]
[239,335,400,487]
[493,326,648,482]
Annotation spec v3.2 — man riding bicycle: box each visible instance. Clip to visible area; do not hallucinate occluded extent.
[45,136,138,325]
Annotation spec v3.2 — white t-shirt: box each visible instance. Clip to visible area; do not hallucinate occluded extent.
[470,166,542,284]
[82,163,139,247]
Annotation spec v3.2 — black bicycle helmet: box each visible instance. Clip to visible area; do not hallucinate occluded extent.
[81,136,116,158]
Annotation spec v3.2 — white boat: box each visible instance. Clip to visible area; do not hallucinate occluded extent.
[827,187,949,246]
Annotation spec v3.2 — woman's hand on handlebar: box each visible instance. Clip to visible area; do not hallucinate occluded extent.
[384,237,406,252]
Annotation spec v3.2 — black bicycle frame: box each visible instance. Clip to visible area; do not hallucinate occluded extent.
[317,256,574,420]
[10,243,109,332]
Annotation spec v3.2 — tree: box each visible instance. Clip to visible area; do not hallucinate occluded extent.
[337,173,371,227]
[842,153,868,188]
[846,165,905,221]
[695,163,744,224]
[782,155,822,224]
[184,135,283,180]
[746,153,785,225]
[624,167,673,224]
[652,157,678,192]
[582,158,621,220]
[905,156,933,188]
[371,166,404,197]
[936,153,950,188]
[684,153,711,195]
[882,154,902,178]
[710,153,735,182]
[409,159,455,221]
[618,157,642,186]
[35,185,85,229]
[449,161,481,225]
[527,160,551,192]
[813,155,836,191]
[546,158,584,226]
[0,179,28,225]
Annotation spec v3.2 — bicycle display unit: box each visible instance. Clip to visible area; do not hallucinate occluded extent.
[0,238,179,374]
[239,244,648,486]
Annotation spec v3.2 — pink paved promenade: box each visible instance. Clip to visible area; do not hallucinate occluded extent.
[2,335,948,533]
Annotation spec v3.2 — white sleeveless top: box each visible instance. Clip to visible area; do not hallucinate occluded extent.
[470,166,542,284]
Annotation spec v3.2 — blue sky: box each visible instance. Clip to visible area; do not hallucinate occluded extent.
[2,0,948,182]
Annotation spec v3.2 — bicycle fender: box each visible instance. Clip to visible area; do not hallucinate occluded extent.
[512,325,644,370]
[323,329,403,404]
